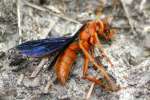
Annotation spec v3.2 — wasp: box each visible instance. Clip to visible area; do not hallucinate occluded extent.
[16,19,119,91]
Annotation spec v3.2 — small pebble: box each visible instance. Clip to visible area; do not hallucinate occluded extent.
[0,62,3,69]
[0,51,5,58]
[23,77,40,88]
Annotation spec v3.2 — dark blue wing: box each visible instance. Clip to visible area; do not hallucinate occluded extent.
[16,37,73,57]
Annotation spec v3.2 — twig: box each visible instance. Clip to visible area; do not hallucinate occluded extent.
[85,74,101,100]
[17,0,22,43]
[24,1,83,37]
[140,0,146,11]
[48,18,59,35]
[45,5,61,14]
[30,57,48,78]
[120,0,137,35]
[86,82,95,100]
[44,81,52,93]
[144,26,150,33]
[24,1,81,25]
[44,77,52,93]
[86,69,101,99]
[17,74,24,85]
[46,6,81,25]
[24,1,46,11]
[111,26,131,29]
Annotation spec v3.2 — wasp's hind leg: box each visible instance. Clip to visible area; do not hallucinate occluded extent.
[82,56,89,76]
[82,75,116,91]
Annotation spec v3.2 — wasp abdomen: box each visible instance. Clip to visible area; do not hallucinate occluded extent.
[55,42,80,85]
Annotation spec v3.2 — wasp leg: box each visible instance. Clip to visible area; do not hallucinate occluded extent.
[82,76,113,91]
[83,56,89,76]
[90,47,97,70]
[79,40,110,80]
[79,40,118,91]
[94,32,113,67]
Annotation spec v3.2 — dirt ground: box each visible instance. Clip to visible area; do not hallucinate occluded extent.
[0,0,150,100]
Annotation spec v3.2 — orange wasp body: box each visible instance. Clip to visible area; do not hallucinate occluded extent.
[16,19,119,91]
[55,20,119,91]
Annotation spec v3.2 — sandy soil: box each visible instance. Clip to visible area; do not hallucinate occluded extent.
[0,0,150,100]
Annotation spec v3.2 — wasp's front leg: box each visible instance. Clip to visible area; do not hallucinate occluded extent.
[79,40,109,81]
[94,32,114,67]
[83,56,89,76]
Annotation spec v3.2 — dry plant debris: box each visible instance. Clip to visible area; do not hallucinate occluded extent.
[0,0,150,100]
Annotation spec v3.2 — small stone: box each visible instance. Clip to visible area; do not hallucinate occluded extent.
[0,51,5,58]
[128,56,137,66]
[143,34,150,49]
[23,77,40,88]
[0,62,3,69]
[58,95,70,100]
[5,88,17,96]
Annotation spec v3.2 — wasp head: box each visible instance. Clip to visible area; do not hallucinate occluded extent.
[96,19,115,41]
